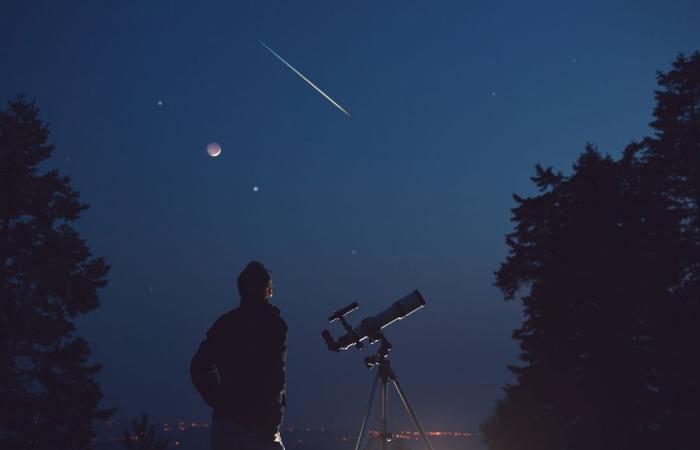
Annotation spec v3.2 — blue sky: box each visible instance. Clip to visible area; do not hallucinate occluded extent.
[2,0,699,431]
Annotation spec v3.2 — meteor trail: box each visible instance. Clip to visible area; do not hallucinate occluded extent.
[259,41,351,117]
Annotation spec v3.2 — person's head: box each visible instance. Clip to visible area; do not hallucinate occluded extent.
[237,261,273,303]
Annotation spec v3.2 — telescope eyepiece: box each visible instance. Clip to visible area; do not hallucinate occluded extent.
[322,330,340,351]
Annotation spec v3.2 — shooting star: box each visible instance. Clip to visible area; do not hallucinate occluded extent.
[259,41,351,117]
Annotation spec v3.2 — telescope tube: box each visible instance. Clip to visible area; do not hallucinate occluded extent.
[335,290,426,350]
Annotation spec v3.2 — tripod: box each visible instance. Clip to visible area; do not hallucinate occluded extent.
[354,335,434,450]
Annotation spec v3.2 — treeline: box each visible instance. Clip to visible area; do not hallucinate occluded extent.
[482,52,699,450]
[0,99,168,449]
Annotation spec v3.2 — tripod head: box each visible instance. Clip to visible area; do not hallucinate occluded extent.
[363,333,392,369]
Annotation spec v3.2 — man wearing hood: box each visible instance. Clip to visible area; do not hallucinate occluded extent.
[191,261,287,450]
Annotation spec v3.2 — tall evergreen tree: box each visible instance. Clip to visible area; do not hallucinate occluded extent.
[0,97,113,449]
[628,51,700,449]
[482,52,699,450]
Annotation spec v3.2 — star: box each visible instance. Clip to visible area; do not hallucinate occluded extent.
[253,186,259,192]
[157,100,163,106]
[491,91,496,97]
[351,250,357,255]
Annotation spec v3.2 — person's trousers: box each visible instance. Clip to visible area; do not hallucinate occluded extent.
[211,419,284,450]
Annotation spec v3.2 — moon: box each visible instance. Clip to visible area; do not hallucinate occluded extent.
[207,142,221,157]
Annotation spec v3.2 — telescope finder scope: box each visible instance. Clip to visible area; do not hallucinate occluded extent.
[328,302,359,322]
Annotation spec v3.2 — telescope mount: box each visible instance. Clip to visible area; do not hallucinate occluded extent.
[354,333,435,450]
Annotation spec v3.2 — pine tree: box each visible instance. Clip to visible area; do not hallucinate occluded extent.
[483,146,684,450]
[120,414,169,450]
[627,51,700,449]
[481,52,700,450]
[0,97,113,449]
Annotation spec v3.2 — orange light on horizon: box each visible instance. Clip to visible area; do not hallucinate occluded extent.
[369,430,473,439]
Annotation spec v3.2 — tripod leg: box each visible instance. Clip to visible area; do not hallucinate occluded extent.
[380,380,388,450]
[355,373,380,450]
[391,378,435,450]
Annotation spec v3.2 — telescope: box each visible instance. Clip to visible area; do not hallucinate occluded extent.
[320,289,434,450]
[322,289,426,352]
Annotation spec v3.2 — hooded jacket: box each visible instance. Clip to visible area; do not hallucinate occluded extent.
[191,299,287,435]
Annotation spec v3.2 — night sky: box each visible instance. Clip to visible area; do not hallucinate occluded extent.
[2,0,699,433]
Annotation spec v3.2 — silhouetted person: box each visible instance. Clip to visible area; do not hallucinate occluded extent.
[191,261,287,450]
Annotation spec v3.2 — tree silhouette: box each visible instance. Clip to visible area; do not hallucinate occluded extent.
[482,52,699,450]
[626,50,700,449]
[0,97,113,449]
[120,414,169,450]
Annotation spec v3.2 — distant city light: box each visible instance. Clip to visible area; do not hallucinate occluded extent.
[94,419,474,449]
[368,430,472,439]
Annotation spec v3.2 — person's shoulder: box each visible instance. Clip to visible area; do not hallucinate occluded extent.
[217,308,242,324]
[206,308,240,337]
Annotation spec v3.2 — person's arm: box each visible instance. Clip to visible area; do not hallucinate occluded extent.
[261,317,288,425]
[271,320,288,406]
[190,335,221,408]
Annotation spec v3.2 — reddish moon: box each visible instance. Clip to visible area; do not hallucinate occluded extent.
[207,142,222,157]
